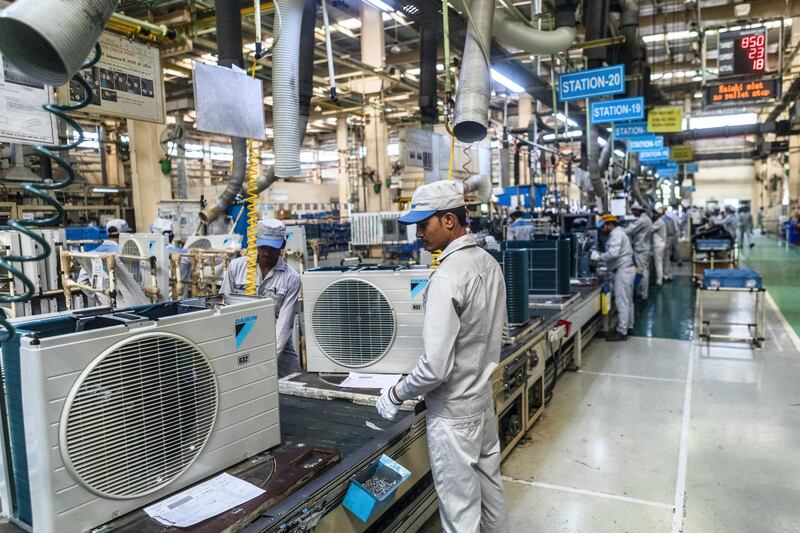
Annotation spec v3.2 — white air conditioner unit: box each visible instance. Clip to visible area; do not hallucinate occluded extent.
[119,233,170,301]
[285,226,306,274]
[303,266,432,373]
[0,295,279,532]
[185,234,243,250]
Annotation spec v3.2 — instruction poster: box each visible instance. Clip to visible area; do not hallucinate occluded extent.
[0,52,58,145]
[57,32,165,124]
[647,106,683,133]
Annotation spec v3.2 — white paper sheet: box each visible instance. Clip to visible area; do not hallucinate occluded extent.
[339,372,402,390]
[144,473,264,528]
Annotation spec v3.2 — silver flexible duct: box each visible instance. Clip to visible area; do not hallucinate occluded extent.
[492,11,575,54]
[272,0,304,178]
[588,126,608,211]
[200,137,248,223]
[453,0,495,142]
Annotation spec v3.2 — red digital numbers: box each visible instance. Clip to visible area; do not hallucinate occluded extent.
[740,33,766,72]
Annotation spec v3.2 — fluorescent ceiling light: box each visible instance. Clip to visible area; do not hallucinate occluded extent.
[337,17,361,30]
[333,24,357,38]
[643,30,698,44]
[693,91,703,99]
[614,149,625,157]
[542,130,583,141]
[689,113,757,130]
[92,187,119,194]
[406,64,444,76]
[598,137,608,146]
[363,0,394,12]
[491,68,525,93]
[555,112,578,128]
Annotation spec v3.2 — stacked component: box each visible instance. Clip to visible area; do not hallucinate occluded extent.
[505,237,572,296]
[503,249,531,325]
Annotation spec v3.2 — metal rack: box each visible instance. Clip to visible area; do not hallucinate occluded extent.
[697,286,766,347]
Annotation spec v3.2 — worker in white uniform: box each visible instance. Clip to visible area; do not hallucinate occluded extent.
[221,219,301,377]
[592,214,636,341]
[375,180,510,533]
[507,210,533,241]
[662,208,680,275]
[624,203,653,300]
[650,210,668,287]
[76,218,129,306]
[738,207,755,248]
[720,206,739,244]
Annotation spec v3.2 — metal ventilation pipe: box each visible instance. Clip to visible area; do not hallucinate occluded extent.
[620,0,642,97]
[200,0,248,224]
[419,23,439,125]
[582,0,610,209]
[492,0,576,55]
[298,0,316,145]
[272,0,305,178]
[453,0,494,142]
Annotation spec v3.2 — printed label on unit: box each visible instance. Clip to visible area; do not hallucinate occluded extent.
[237,353,251,366]
[410,278,429,299]
[558,64,626,102]
[234,315,258,348]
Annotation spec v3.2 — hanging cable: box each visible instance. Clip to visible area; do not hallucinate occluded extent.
[0,44,101,342]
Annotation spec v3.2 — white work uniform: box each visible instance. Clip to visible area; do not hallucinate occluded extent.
[221,256,301,377]
[625,213,653,299]
[76,239,119,306]
[596,226,636,335]
[507,219,533,241]
[651,216,668,285]
[394,234,510,533]
[663,213,679,278]
[720,213,739,241]
[738,212,753,247]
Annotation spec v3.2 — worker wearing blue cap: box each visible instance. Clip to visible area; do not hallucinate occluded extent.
[375,179,510,533]
[221,218,301,376]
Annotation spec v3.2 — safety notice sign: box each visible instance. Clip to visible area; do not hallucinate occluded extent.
[670,145,694,162]
[57,32,165,124]
[0,52,58,145]
[647,106,683,132]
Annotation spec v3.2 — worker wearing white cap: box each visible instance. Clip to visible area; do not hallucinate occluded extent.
[624,202,653,300]
[76,218,131,305]
[221,218,301,377]
[375,180,510,533]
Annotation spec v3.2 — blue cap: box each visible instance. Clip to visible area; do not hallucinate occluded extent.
[398,180,466,225]
[398,209,437,224]
[256,218,286,248]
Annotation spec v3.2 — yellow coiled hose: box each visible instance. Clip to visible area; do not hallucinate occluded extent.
[245,57,261,295]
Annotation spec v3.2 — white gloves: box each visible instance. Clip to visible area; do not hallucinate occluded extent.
[376,386,403,420]
[591,251,601,261]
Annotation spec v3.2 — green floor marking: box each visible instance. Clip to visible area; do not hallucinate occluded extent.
[632,268,696,341]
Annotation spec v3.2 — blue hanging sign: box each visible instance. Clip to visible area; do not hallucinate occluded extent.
[613,121,649,139]
[639,147,671,162]
[684,163,700,173]
[558,65,626,102]
[627,135,664,152]
[590,97,645,124]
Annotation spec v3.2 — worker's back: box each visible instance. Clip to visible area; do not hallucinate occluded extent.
[422,234,506,418]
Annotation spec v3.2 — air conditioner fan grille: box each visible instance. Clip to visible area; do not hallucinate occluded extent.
[121,240,146,286]
[312,278,396,367]
[62,333,218,499]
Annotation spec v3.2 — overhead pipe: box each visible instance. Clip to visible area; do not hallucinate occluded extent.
[272,0,304,178]
[491,0,576,55]
[582,0,610,210]
[298,0,316,145]
[419,22,439,125]
[453,0,495,142]
[200,0,248,224]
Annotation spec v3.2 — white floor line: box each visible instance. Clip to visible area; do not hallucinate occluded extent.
[765,291,800,353]
[671,339,696,533]
[577,370,686,383]
[502,475,674,510]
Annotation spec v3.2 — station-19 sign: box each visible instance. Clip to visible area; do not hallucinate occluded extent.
[559,65,625,102]
[590,97,645,124]
[614,121,648,139]
[627,136,663,152]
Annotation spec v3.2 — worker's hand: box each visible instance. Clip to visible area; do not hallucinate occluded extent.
[591,251,601,261]
[376,386,403,420]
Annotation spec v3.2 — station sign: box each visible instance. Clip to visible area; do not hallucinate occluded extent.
[558,64,625,102]
[647,106,683,133]
[590,97,645,124]
[627,136,663,152]
[671,145,694,162]
[656,166,679,178]
[704,78,780,106]
[639,147,671,163]
[613,121,649,139]
[684,163,700,173]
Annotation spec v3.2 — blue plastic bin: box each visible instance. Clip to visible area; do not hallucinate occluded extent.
[694,239,732,251]
[342,454,411,522]
[703,269,763,289]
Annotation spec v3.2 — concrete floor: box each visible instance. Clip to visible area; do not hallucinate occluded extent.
[422,241,800,532]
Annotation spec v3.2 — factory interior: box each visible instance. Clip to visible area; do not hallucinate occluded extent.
[1,0,800,531]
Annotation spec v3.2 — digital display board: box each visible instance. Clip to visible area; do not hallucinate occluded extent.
[718,28,768,77]
[704,78,780,106]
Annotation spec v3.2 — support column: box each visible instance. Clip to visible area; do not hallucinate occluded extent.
[337,113,351,216]
[360,3,390,213]
[789,22,800,207]
[175,114,187,199]
[202,138,213,188]
[517,95,532,185]
[128,119,171,231]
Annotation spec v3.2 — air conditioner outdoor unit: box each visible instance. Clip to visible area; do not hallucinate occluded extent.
[0,294,279,533]
[303,265,432,373]
[119,233,170,301]
[185,234,243,250]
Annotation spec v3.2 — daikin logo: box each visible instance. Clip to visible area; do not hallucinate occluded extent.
[235,315,258,348]
[410,278,429,299]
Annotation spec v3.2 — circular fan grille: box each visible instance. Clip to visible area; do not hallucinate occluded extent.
[121,240,145,286]
[312,278,396,367]
[61,332,219,499]
[188,238,211,249]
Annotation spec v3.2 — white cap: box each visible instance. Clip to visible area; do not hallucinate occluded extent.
[256,218,286,248]
[398,180,465,224]
[150,217,174,234]
[105,218,130,235]
[630,202,644,211]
